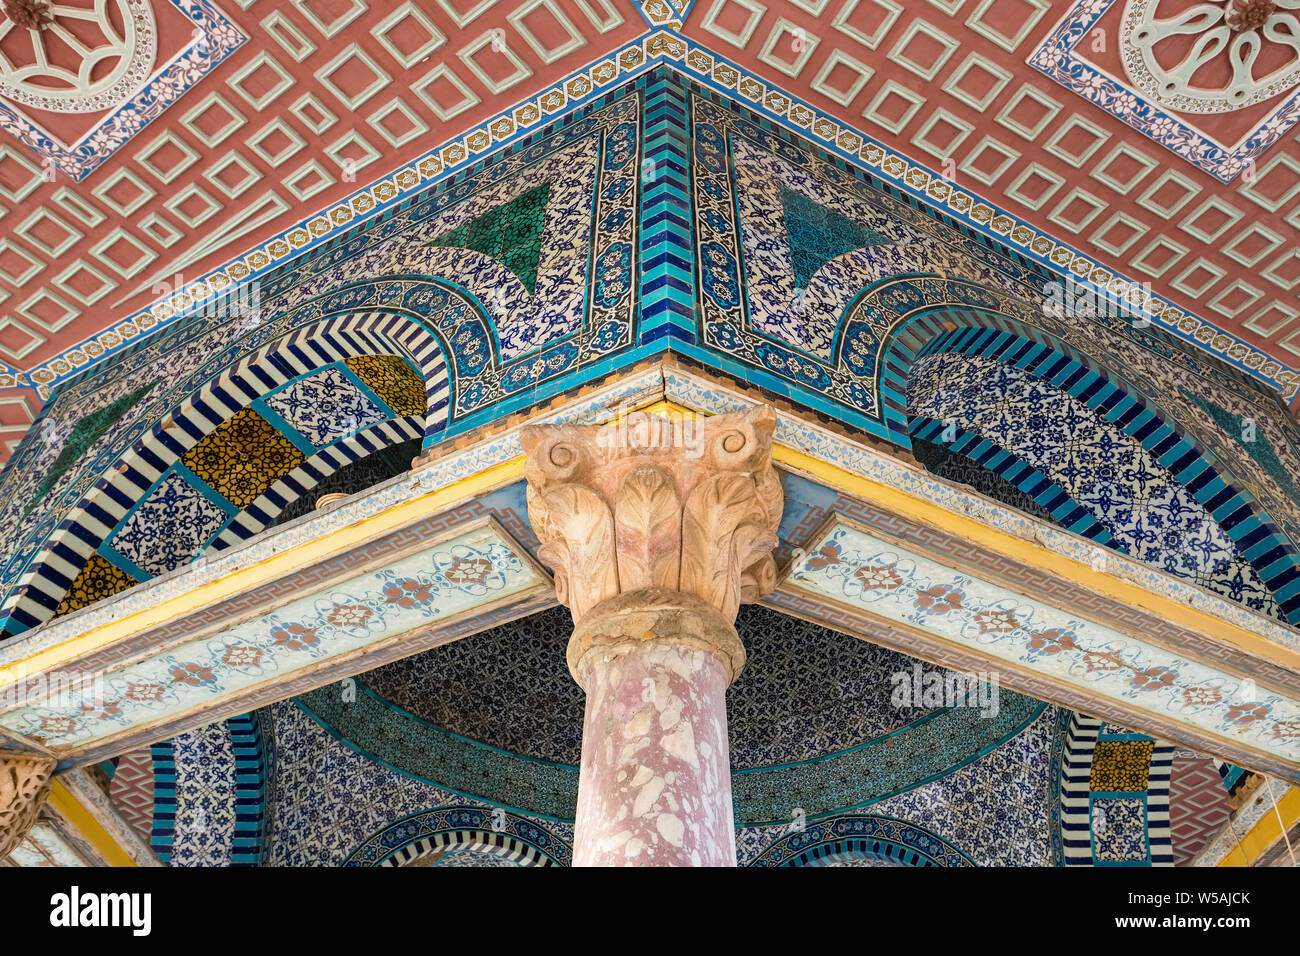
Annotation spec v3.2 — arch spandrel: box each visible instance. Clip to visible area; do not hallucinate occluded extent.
[0,89,646,639]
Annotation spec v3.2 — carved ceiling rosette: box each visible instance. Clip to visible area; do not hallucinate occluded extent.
[0,0,156,113]
[0,750,56,859]
[1121,0,1300,112]
[520,406,784,685]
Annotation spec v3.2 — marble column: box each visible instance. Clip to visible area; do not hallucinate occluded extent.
[521,405,783,866]
[0,750,57,860]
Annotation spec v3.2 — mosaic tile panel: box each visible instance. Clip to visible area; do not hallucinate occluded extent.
[737,705,1059,867]
[181,408,306,511]
[428,183,552,296]
[266,697,576,867]
[53,553,138,618]
[138,684,1060,866]
[305,602,1042,823]
[359,602,982,771]
[1092,796,1149,864]
[27,383,155,517]
[108,471,230,577]
[263,367,389,449]
[337,356,423,420]
[779,185,889,290]
[910,352,1282,618]
[1091,739,1156,793]
[168,722,238,868]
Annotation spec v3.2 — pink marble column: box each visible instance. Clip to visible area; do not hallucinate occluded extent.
[571,608,737,866]
[520,405,783,867]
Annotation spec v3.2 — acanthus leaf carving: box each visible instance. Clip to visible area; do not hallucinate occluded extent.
[680,472,777,624]
[614,464,681,592]
[531,483,619,621]
[0,750,56,860]
[522,405,784,681]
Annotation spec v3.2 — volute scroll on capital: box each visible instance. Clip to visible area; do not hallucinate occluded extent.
[520,404,785,677]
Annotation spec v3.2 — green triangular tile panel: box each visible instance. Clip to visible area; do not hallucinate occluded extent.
[427,182,551,295]
[27,382,157,517]
[780,184,888,289]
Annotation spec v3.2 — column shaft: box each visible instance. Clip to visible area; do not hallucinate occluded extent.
[574,640,734,866]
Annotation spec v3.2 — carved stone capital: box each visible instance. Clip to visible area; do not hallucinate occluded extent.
[0,750,56,859]
[521,405,783,683]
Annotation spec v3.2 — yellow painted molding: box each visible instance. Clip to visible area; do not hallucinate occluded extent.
[47,779,136,868]
[5,392,1297,698]
[772,442,1300,676]
[0,456,526,690]
[1218,786,1300,867]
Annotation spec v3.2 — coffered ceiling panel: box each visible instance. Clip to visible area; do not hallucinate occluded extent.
[0,0,646,401]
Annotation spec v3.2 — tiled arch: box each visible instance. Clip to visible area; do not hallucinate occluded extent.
[747,813,975,867]
[898,324,1300,623]
[907,422,1116,548]
[1055,713,1174,867]
[0,313,449,636]
[210,418,422,550]
[344,807,572,867]
[910,351,1285,620]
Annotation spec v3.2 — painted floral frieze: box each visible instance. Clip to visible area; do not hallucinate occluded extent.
[788,523,1300,764]
[0,524,542,747]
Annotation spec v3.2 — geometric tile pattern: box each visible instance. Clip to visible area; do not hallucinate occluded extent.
[1092,795,1148,863]
[107,748,158,848]
[53,552,138,618]
[181,408,306,510]
[108,470,231,577]
[1091,739,1156,793]
[910,352,1283,619]
[1168,755,1232,866]
[263,366,389,448]
[266,697,577,867]
[344,355,427,418]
